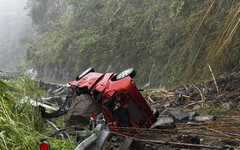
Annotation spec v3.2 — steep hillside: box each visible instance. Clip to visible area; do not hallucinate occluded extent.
[25,0,240,88]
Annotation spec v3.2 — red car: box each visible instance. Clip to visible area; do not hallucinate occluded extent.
[41,68,158,128]
[68,68,158,128]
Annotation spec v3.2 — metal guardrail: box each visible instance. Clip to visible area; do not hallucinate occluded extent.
[75,114,111,150]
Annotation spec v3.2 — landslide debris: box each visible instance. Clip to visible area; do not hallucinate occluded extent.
[37,72,240,149]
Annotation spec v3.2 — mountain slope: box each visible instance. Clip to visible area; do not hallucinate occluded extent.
[25,0,240,87]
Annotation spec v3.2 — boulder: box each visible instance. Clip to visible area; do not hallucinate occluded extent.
[66,94,102,126]
[170,109,188,123]
[150,117,176,129]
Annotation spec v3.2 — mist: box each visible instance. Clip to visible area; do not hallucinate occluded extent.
[0,0,33,71]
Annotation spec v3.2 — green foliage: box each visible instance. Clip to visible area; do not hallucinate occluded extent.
[199,102,229,116]
[25,0,240,88]
[0,77,77,150]
[46,137,77,150]
[0,78,43,150]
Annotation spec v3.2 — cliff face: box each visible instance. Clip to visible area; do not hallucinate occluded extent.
[25,0,240,87]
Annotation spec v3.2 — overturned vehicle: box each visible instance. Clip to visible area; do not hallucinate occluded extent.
[40,67,158,128]
[40,68,159,149]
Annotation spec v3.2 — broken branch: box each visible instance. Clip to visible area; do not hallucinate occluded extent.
[111,131,220,149]
[148,96,156,103]
[184,84,206,108]
[208,65,220,95]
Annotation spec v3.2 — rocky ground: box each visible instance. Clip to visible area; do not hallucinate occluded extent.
[136,72,240,150]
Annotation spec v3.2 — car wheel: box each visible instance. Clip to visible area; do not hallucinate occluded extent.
[116,68,136,80]
[76,67,95,81]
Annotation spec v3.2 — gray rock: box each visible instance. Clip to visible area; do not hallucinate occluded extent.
[164,101,171,107]
[193,104,201,110]
[178,134,200,144]
[194,115,216,122]
[218,144,234,150]
[119,137,133,150]
[222,139,240,146]
[222,101,234,110]
[188,112,197,122]
[111,136,118,142]
[170,109,188,122]
[150,117,176,129]
[66,94,102,126]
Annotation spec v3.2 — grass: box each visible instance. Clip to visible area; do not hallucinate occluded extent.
[198,101,240,117]
[199,102,228,116]
[0,77,77,150]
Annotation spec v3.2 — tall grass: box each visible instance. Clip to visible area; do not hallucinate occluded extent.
[0,78,44,150]
[0,77,77,150]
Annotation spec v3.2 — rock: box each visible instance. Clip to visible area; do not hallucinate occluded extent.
[119,137,133,150]
[222,139,240,146]
[170,109,188,122]
[222,101,234,110]
[188,112,197,122]
[66,94,102,126]
[150,117,176,129]
[218,144,234,150]
[111,136,118,142]
[193,104,201,110]
[194,115,216,122]
[164,101,171,107]
[178,134,200,144]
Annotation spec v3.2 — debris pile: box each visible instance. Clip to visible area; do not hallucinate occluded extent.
[134,72,240,149]
[38,72,240,149]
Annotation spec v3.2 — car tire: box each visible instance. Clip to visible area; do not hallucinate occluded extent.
[76,67,95,81]
[116,68,136,81]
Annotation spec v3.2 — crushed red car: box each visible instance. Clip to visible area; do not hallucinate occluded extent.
[41,68,158,128]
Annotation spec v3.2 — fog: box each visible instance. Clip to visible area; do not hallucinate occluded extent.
[0,0,33,71]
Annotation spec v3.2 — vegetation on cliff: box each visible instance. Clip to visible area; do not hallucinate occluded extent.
[25,0,240,88]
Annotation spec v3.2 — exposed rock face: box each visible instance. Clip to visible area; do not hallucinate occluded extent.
[66,94,102,126]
